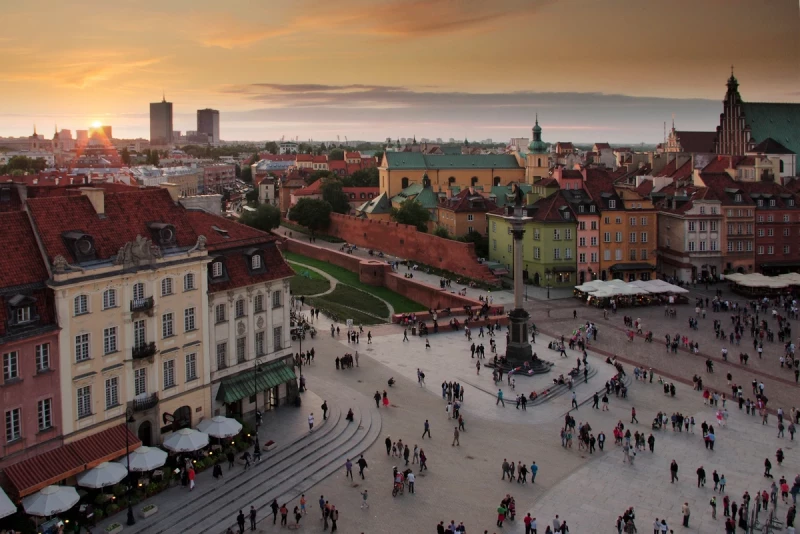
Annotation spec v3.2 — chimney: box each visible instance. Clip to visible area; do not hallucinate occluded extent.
[55,177,59,186]
[80,187,105,216]
[160,182,181,201]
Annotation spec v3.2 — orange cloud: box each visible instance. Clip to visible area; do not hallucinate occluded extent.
[7,57,165,89]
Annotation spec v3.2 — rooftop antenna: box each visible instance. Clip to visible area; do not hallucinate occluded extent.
[162,89,166,103]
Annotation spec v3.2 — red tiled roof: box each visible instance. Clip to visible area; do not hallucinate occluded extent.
[185,212,293,290]
[26,188,198,264]
[345,152,360,159]
[561,170,583,179]
[673,131,717,153]
[594,143,611,150]
[702,155,743,174]
[312,155,328,164]
[26,182,141,199]
[439,188,498,213]
[294,179,323,196]
[3,424,140,499]
[538,178,558,187]
[0,185,23,212]
[635,180,654,197]
[259,154,296,161]
[530,190,575,222]
[343,187,379,198]
[295,154,313,162]
[697,173,754,206]
[328,160,347,171]
[0,211,49,288]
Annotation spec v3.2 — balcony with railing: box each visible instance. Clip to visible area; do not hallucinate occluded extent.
[130,297,154,313]
[132,342,157,360]
[131,393,159,412]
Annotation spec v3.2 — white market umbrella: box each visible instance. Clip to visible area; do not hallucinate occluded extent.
[162,428,209,453]
[22,485,79,517]
[118,446,168,472]
[196,416,242,439]
[76,462,128,489]
[0,487,16,519]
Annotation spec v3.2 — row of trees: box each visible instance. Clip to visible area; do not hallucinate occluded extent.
[0,155,48,175]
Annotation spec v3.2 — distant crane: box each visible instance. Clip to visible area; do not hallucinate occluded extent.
[337,135,340,143]
[344,136,348,146]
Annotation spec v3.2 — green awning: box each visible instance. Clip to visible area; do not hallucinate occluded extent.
[216,360,297,404]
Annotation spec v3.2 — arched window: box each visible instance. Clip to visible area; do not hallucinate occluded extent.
[235,299,245,318]
[251,255,261,270]
[160,277,174,296]
[780,160,784,173]
[493,176,501,186]
[471,176,479,186]
[537,157,542,167]
[74,294,89,316]
[132,282,145,301]
[254,293,264,313]
[102,289,117,310]
[401,177,409,189]
[212,261,223,278]
[448,177,456,185]
[184,273,195,291]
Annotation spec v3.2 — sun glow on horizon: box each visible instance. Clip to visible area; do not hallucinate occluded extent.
[91,120,102,129]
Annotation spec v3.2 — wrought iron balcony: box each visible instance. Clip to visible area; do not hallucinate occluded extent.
[132,342,157,360]
[130,297,154,313]
[131,393,159,412]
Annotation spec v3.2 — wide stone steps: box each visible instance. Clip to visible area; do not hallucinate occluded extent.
[180,391,380,534]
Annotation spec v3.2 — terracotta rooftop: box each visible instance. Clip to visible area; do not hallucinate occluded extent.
[673,131,717,153]
[0,211,50,288]
[440,187,498,213]
[26,188,198,265]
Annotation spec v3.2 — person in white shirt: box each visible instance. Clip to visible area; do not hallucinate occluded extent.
[406,471,415,493]
[308,413,314,432]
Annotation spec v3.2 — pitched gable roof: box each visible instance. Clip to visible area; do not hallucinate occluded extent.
[673,131,717,153]
[0,211,49,288]
[384,152,521,170]
[440,188,498,213]
[751,137,795,155]
[26,188,198,264]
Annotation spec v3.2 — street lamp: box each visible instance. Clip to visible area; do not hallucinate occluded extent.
[545,268,552,299]
[253,357,263,451]
[124,408,136,526]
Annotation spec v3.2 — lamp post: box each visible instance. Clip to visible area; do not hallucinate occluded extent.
[545,268,552,299]
[124,408,136,526]
[253,357,263,451]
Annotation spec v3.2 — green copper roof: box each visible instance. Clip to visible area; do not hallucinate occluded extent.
[742,102,800,174]
[528,117,548,154]
[385,152,522,170]
[390,182,439,209]
[489,184,532,207]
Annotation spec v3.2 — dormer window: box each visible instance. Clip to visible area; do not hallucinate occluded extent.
[16,307,31,323]
[788,199,795,207]
[578,205,584,213]
[245,248,266,273]
[608,200,616,209]
[589,205,596,213]
[770,199,776,207]
[62,231,96,262]
[147,222,176,247]
[8,294,39,329]
[757,199,763,207]
[734,193,742,202]
[252,255,262,270]
[212,261,223,278]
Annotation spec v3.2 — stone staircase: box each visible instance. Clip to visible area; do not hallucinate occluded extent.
[112,384,381,534]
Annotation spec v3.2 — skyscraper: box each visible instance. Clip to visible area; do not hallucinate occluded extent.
[150,96,173,146]
[196,108,220,145]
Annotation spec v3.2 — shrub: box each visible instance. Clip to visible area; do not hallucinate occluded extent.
[106,504,120,516]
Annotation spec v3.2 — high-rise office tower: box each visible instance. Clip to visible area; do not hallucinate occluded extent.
[196,108,220,145]
[150,96,173,146]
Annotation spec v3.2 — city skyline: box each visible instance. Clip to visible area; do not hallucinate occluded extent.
[1,0,798,143]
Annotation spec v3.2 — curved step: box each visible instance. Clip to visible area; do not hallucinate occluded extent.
[147,403,362,534]
[199,396,381,533]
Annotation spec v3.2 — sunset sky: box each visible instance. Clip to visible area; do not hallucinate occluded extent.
[1,0,798,143]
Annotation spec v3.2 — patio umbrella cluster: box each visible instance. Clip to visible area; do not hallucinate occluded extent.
[5,416,242,522]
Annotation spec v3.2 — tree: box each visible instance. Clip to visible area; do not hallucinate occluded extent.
[245,189,259,204]
[433,226,451,239]
[240,203,281,232]
[145,149,160,166]
[120,147,131,166]
[241,165,253,183]
[289,198,332,232]
[373,150,384,164]
[341,167,378,187]
[328,148,345,161]
[460,230,489,258]
[321,179,351,214]
[391,200,430,232]
[264,141,279,154]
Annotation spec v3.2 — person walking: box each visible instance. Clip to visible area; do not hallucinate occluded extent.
[308,412,315,432]
[670,460,679,483]
[249,506,257,531]
[497,389,505,406]
[321,401,328,420]
[647,433,655,453]
[227,449,235,470]
[592,393,600,409]
[631,407,638,424]
[188,466,196,491]
[270,499,279,524]
[361,489,369,509]
[237,510,246,534]
[357,455,368,479]
[280,503,288,527]
[385,436,392,455]
[682,502,690,527]
[452,426,460,446]
[422,419,431,438]
[403,328,409,341]
[407,471,415,494]
[530,461,538,483]
[345,458,353,480]
[374,391,381,408]
[710,496,717,519]
[571,391,578,410]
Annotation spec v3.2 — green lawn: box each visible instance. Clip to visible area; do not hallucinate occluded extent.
[307,297,385,326]
[282,251,426,314]
[288,262,331,296]
[318,285,389,318]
